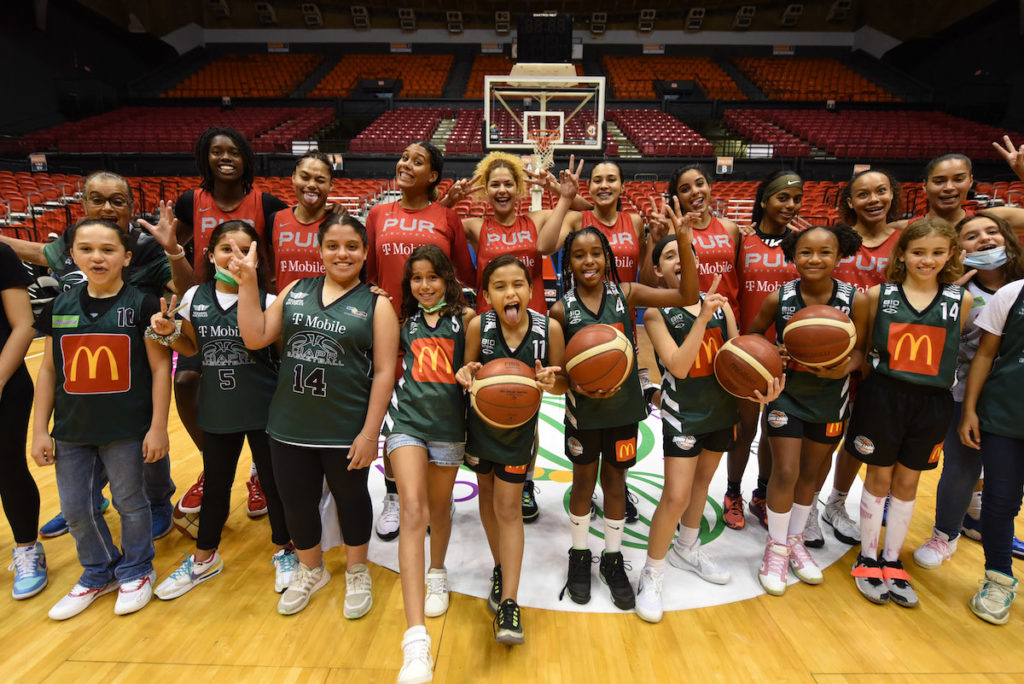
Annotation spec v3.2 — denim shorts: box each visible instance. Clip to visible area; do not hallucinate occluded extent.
[385,433,464,467]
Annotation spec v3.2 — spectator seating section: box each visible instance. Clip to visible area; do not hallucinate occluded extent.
[732,57,896,102]
[348,108,450,154]
[310,54,453,99]
[722,110,812,158]
[608,110,714,157]
[164,54,323,98]
[602,56,745,100]
[463,56,584,99]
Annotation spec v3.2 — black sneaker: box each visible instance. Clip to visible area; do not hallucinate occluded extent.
[493,598,524,645]
[599,550,635,610]
[851,553,889,605]
[881,558,919,608]
[488,565,502,613]
[625,488,639,524]
[522,480,539,523]
[559,548,592,604]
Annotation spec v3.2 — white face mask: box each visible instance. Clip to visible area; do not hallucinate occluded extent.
[963,246,1008,271]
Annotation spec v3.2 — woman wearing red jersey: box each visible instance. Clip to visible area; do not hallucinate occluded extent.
[269,152,335,290]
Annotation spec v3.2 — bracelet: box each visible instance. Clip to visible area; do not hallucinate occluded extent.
[144,320,182,346]
[358,431,377,442]
[165,245,186,261]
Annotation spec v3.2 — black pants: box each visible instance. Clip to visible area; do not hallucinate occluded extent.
[199,430,290,550]
[0,367,38,544]
[269,439,371,550]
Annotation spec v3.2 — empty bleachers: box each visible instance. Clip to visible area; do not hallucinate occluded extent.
[722,110,813,158]
[309,54,453,99]
[732,57,896,102]
[348,108,450,154]
[603,56,745,100]
[164,54,323,98]
[608,110,714,157]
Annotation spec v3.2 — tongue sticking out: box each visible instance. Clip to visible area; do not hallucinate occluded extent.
[504,303,521,325]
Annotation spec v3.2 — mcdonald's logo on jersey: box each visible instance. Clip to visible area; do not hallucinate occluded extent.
[60,334,131,394]
[410,337,456,384]
[928,443,943,464]
[825,422,844,438]
[504,463,528,475]
[615,437,637,463]
[690,328,724,378]
[887,323,945,376]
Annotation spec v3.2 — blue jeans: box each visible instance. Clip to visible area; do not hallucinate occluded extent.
[54,439,155,588]
[979,431,1024,576]
[77,453,175,518]
[933,402,983,539]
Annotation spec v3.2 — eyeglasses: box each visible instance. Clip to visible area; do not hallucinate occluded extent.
[85,195,129,209]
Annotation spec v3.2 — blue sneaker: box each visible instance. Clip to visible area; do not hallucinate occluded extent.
[10,542,48,599]
[39,498,111,538]
[152,506,174,541]
[1013,536,1024,560]
[961,514,982,542]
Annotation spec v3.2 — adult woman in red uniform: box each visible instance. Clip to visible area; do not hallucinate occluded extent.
[365,141,476,542]
[269,152,335,291]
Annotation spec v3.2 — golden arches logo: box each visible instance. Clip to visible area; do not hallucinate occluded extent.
[691,328,724,378]
[887,323,943,376]
[415,343,452,374]
[61,334,130,394]
[410,337,456,384]
[70,345,119,382]
[615,438,636,463]
[893,333,933,365]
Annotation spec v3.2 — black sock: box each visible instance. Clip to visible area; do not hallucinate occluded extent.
[385,477,398,495]
[754,477,768,497]
[726,480,741,497]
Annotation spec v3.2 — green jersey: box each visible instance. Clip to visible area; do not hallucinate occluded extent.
[561,282,648,430]
[978,282,1024,439]
[268,277,377,447]
[869,282,962,389]
[384,310,467,442]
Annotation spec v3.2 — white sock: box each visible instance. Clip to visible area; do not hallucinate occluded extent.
[193,552,216,566]
[569,512,590,550]
[404,625,428,639]
[827,489,848,507]
[766,506,790,545]
[604,517,625,553]
[882,496,916,563]
[676,525,699,549]
[250,461,257,477]
[859,491,886,560]
[645,555,665,572]
[787,503,812,537]
[967,490,982,519]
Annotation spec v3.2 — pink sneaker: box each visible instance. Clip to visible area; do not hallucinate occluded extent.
[758,539,789,596]
[787,534,823,585]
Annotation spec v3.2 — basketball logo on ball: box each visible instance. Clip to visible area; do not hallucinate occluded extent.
[713,335,784,398]
[782,305,857,368]
[470,358,542,429]
[565,324,634,394]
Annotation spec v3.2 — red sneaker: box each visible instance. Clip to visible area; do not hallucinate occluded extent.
[749,492,768,530]
[723,492,746,530]
[247,473,268,519]
[178,472,204,514]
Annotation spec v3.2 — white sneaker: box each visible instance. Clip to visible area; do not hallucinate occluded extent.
[822,501,860,545]
[376,493,400,541]
[278,562,330,615]
[48,582,117,620]
[758,539,790,596]
[803,500,824,548]
[155,553,223,600]
[114,571,157,615]
[667,539,731,585]
[344,562,373,619]
[272,547,297,593]
[634,565,664,623]
[424,567,449,618]
[913,529,958,569]
[788,534,823,585]
[398,628,434,684]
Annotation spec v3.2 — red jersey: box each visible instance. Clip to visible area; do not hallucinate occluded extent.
[692,216,740,317]
[366,201,477,315]
[581,210,639,283]
[833,229,901,293]
[272,207,328,291]
[736,229,797,341]
[191,188,268,269]
[475,215,546,314]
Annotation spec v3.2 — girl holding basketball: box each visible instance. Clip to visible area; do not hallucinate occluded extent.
[746,224,868,596]
[455,254,566,645]
[847,217,971,608]
[550,198,699,611]
[147,221,293,601]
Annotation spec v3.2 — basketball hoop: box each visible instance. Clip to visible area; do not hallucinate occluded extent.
[527,129,559,172]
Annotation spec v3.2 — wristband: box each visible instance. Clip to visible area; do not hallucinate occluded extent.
[165,245,186,261]
[145,320,182,346]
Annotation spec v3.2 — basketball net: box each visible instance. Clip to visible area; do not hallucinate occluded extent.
[527,129,559,173]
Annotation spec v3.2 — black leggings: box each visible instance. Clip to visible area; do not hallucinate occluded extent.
[269,439,371,550]
[199,430,290,551]
[0,367,39,544]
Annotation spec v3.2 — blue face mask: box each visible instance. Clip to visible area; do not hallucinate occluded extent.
[963,246,1008,271]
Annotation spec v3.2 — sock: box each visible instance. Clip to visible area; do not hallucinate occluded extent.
[676,525,699,549]
[726,480,741,497]
[766,506,790,545]
[645,555,665,572]
[882,496,916,563]
[787,503,812,537]
[385,477,398,495]
[826,489,848,507]
[526,468,535,483]
[859,491,886,560]
[754,477,768,498]
[569,512,590,550]
[810,491,820,509]
[250,461,258,477]
[404,625,428,639]
[967,490,982,519]
[193,552,216,567]
[604,517,625,553]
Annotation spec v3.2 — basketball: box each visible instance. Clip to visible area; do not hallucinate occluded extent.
[565,324,634,394]
[470,358,542,429]
[782,305,857,368]
[172,500,200,540]
[713,335,784,398]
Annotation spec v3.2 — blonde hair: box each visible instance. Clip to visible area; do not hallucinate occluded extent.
[472,151,527,200]
[885,216,963,284]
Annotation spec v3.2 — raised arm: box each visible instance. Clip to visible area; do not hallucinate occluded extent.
[230,239,286,348]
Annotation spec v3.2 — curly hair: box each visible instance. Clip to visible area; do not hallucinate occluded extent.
[399,245,466,322]
[885,216,963,284]
[782,224,863,263]
[956,211,1024,284]
[194,126,255,194]
[559,227,620,295]
[472,151,526,200]
[839,168,904,225]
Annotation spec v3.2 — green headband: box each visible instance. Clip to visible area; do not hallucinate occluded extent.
[763,173,803,199]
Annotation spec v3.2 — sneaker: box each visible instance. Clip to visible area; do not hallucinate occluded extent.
[961,513,982,541]
[749,492,768,530]
[344,563,373,619]
[667,538,731,585]
[114,570,157,615]
[787,534,823,585]
[398,629,434,684]
[493,598,524,645]
[625,488,639,524]
[803,500,824,549]
[246,473,268,518]
[48,582,117,620]
[723,492,746,530]
[521,480,539,524]
[424,567,449,618]
[1014,537,1024,560]
[488,565,502,613]
[179,473,204,514]
[10,542,48,599]
[851,554,889,604]
[822,501,860,545]
[913,529,958,570]
[376,493,400,541]
[881,558,918,608]
[278,562,329,615]
[152,506,174,540]
[758,539,789,596]
[272,547,297,593]
[560,548,592,605]
[40,497,111,538]
[969,569,1018,625]
[599,550,635,610]
[635,565,664,623]
[154,553,223,600]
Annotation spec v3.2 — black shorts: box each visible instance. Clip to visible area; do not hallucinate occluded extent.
[464,454,530,484]
[175,351,202,375]
[664,426,735,458]
[845,372,951,472]
[565,423,638,469]
[765,408,845,446]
